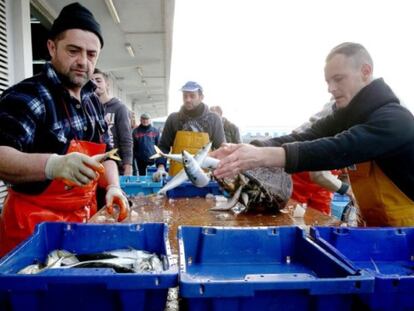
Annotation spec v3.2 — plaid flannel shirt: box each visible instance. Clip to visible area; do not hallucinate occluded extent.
[0,62,110,193]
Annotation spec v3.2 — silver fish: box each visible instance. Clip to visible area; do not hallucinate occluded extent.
[17,264,42,275]
[182,150,210,187]
[201,156,219,169]
[17,248,164,274]
[60,251,163,273]
[210,185,244,211]
[46,249,79,267]
[158,169,188,195]
[150,142,218,169]
[150,145,184,163]
[104,249,156,261]
[158,142,214,194]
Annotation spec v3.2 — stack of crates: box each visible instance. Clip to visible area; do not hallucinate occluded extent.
[178,225,374,310]
[311,226,414,311]
[119,175,163,195]
[0,222,178,311]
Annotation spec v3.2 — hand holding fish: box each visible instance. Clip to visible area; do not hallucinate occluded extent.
[45,152,104,186]
[152,166,168,182]
[92,148,122,163]
[211,144,286,179]
[105,185,129,222]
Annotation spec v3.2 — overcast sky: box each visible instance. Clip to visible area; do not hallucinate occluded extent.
[168,0,414,132]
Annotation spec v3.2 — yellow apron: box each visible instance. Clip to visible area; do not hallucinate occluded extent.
[348,161,414,226]
[169,131,210,176]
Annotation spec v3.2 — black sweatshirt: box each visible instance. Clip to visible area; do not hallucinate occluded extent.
[256,78,414,201]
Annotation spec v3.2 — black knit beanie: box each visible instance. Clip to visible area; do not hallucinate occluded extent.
[49,2,104,48]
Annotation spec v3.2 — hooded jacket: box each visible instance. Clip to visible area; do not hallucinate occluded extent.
[258,78,414,201]
[103,98,133,166]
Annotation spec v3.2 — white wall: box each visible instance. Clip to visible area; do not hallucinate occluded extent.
[6,0,32,85]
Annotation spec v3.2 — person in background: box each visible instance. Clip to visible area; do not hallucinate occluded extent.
[129,110,137,129]
[132,113,160,176]
[0,2,128,256]
[212,42,414,227]
[129,110,138,175]
[153,81,225,181]
[92,68,133,176]
[210,105,241,143]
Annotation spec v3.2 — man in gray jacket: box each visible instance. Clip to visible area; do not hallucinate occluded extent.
[93,68,133,175]
[154,81,225,180]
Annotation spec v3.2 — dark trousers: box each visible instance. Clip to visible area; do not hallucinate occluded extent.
[137,160,154,176]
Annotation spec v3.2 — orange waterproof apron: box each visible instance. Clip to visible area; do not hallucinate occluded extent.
[291,172,333,215]
[348,161,414,226]
[169,130,210,176]
[0,139,105,257]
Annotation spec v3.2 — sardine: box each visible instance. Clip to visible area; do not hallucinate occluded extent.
[158,169,188,195]
[150,142,218,169]
[202,156,219,169]
[104,249,157,260]
[158,142,215,194]
[150,145,185,163]
[46,249,79,267]
[17,248,164,274]
[61,254,163,273]
[17,264,42,275]
[182,150,210,187]
[210,185,244,211]
[92,148,122,162]
[68,262,136,273]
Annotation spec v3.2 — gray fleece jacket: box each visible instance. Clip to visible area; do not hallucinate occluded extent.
[103,97,133,166]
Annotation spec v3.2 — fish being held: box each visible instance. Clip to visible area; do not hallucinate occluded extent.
[182,150,210,187]
[157,142,216,195]
[92,148,122,163]
[155,143,292,215]
[150,143,219,169]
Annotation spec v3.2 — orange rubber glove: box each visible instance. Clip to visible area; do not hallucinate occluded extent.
[105,185,129,221]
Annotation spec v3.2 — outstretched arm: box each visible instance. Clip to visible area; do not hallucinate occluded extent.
[211,143,286,179]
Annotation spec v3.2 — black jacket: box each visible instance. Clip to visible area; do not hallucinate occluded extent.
[257,78,414,201]
[132,124,159,162]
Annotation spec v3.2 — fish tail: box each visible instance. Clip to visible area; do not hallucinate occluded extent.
[149,145,162,159]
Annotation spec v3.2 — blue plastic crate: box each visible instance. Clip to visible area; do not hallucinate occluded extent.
[146,165,169,175]
[178,226,374,311]
[311,227,414,311]
[120,175,162,195]
[0,222,178,311]
[166,180,222,198]
[146,165,158,174]
[331,193,350,219]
